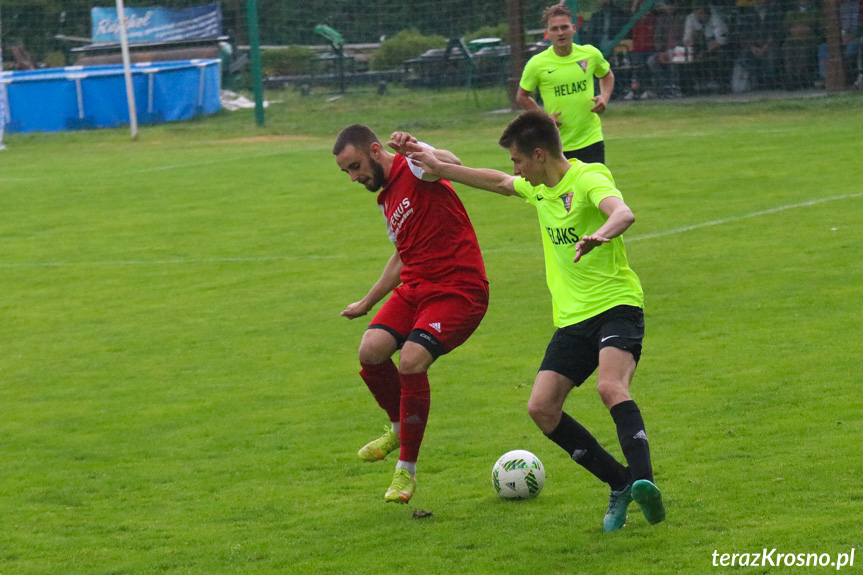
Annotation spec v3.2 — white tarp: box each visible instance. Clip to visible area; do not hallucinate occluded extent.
[220,90,269,111]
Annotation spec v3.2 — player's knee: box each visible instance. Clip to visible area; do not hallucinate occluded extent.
[358,342,391,366]
[597,380,631,409]
[527,397,558,432]
[396,342,435,375]
[397,353,432,375]
[358,329,398,365]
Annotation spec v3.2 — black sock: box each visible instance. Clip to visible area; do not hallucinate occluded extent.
[610,400,654,483]
[546,411,630,490]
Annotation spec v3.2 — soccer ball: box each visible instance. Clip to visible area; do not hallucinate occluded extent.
[491,450,545,500]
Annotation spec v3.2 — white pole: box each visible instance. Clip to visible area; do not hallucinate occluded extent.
[115,0,138,139]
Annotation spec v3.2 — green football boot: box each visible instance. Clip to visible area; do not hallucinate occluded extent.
[631,479,666,525]
[358,427,399,462]
[384,468,416,503]
[602,484,633,532]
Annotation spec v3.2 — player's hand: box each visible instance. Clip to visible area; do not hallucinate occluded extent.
[551,111,563,127]
[341,301,370,319]
[590,95,609,114]
[574,234,610,263]
[387,132,418,155]
[406,146,439,174]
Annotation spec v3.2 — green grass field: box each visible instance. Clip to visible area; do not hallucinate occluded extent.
[2,88,862,574]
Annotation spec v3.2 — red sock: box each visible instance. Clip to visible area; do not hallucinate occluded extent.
[398,372,430,463]
[359,360,401,423]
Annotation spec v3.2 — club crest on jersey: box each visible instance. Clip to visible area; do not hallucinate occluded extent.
[560,192,574,213]
[578,60,588,72]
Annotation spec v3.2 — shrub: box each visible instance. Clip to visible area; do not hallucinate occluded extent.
[370,29,446,70]
[464,24,510,44]
[43,51,68,69]
[260,46,316,76]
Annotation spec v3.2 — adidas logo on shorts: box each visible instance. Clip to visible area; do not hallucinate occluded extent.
[429,322,441,333]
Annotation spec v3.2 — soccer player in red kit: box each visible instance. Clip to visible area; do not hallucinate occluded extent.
[333,125,489,503]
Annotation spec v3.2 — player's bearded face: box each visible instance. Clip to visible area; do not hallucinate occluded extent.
[363,156,387,192]
[336,144,387,192]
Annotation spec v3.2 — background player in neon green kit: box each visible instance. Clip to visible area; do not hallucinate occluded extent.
[517,2,615,164]
[406,110,665,532]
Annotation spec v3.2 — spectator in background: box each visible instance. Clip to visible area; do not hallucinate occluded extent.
[733,0,785,91]
[583,0,631,52]
[10,41,35,70]
[647,0,688,97]
[684,0,733,92]
[782,0,822,89]
[624,0,660,99]
[817,0,860,84]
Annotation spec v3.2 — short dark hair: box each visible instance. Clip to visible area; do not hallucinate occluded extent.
[333,124,380,155]
[498,110,563,157]
[542,2,573,25]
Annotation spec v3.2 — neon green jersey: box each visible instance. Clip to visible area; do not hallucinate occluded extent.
[513,160,643,327]
[519,45,610,152]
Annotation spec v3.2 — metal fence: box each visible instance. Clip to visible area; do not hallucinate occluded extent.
[1,0,860,104]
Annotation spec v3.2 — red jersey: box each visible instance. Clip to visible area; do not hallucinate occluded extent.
[377,154,487,286]
[632,11,657,53]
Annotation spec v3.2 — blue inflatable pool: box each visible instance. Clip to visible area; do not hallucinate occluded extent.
[0,59,222,133]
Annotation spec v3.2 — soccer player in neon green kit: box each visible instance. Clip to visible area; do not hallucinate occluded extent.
[517,2,615,164]
[405,110,665,531]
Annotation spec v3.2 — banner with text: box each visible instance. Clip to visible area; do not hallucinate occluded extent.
[91,3,222,44]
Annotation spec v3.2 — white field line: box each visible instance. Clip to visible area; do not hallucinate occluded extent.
[2,192,861,269]
[0,254,346,269]
[0,149,298,182]
[130,149,292,173]
[606,126,801,141]
[627,191,863,243]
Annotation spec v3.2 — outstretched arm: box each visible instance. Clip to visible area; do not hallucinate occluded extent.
[406,144,519,197]
[341,250,402,319]
[388,132,462,166]
[573,196,635,263]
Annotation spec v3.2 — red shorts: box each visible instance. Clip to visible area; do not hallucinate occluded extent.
[369,280,489,358]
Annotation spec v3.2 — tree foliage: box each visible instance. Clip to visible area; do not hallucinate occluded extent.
[369,28,446,71]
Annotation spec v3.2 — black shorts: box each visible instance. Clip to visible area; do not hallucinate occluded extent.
[538,305,644,386]
[563,141,605,165]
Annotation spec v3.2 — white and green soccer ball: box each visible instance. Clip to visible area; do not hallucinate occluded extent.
[492,450,545,500]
